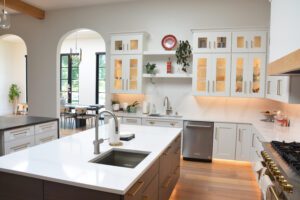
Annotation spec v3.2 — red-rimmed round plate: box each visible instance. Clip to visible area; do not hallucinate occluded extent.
[161,35,177,50]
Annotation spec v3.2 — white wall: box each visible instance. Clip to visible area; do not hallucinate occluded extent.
[60,35,105,105]
[269,0,300,62]
[0,0,271,117]
[0,39,27,115]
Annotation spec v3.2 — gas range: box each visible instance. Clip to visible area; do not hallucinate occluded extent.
[271,141,300,176]
[262,142,300,200]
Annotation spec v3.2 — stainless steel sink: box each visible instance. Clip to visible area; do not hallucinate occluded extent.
[90,149,150,168]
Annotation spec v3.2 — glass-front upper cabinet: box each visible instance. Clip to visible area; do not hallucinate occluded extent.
[231,53,265,97]
[111,56,124,93]
[193,54,230,96]
[110,55,142,94]
[232,31,267,53]
[193,32,231,53]
[111,33,144,55]
[211,54,231,96]
[127,55,142,93]
[193,54,211,96]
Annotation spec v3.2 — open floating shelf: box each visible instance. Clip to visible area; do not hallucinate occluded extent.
[143,73,192,78]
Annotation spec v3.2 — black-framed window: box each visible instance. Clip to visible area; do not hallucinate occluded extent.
[60,53,80,104]
[96,52,106,105]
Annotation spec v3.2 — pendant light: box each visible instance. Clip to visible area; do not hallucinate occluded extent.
[70,31,82,61]
[0,0,11,29]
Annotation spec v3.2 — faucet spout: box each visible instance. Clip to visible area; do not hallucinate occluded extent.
[94,110,119,154]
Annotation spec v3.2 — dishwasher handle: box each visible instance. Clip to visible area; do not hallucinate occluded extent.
[186,124,213,129]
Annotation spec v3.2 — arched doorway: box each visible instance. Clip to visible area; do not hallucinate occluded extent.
[57,29,106,133]
[0,34,27,115]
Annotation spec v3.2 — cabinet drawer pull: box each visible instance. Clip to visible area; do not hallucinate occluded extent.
[12,131,28,136]
[267,81,271,94]
[11,143,30,151]
[252,133,255,148]
[126,79,128,90]
[163,176,172,188]
[40,125,54,130]
[148,121,155,125]
[127,181,144,197]
[10,128,30,136]
[238,129,243,142]
[249,81,252,94]
[163,146,172,155]
[40,136,54,143]
[244,81,247,94]
[207,80,210,93]
[126,119,137,123]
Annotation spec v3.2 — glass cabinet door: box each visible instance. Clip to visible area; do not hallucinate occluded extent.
[112,57,124,92]
[127,56,141,92]
[212,32,232,53]
[248,54,265,97]
[231,54,248,96]
[248,32,267,53]
[193,54,210,95]
[212,54,231,96]
[193,33,211,53]
[232,32,248,52]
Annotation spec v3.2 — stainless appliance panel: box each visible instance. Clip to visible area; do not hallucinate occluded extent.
[183,121,214,161]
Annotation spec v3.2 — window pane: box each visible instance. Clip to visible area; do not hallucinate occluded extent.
[72,92,79,104]
[72,80,79,92]
[98,55,106,68]
[61,56,69,68]
[98,93,105,105]
[71,55,80,68]
[61,80,68,92]
[61,68,68,79]
[99,80,105,93]
[72,68,79,80]
[61,92,68,101]
[99,68,105,79]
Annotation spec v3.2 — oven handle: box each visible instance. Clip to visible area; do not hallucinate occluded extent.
[268,186,279,200]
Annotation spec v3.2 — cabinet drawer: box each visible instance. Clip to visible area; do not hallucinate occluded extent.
[142,119,182,128]
[4,126,34,142]
[35,122,57,135]
[35,130,57,145]
[122,117,142,125]
[125,159,159,200]
[5,136,34,154]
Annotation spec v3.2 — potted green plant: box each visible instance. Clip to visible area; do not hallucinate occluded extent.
[145,63,157,75]
[111,100,120,111]
[127,101,139,113]
[8,84,21,114]
[176,40,192,72]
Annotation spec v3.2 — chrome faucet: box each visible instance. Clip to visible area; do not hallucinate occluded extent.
[94,110,119,154]
[163,96,173,115]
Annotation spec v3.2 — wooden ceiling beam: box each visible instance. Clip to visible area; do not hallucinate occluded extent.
[1,0,45,20]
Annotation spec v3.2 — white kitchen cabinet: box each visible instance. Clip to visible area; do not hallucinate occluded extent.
[111,33,144,55]
[213,123,237,160]
[142,118,183,128]
[111,55,143,94]
[250,128,264,164]
[34,122,58,145]
[122,117,142,125]
[192,31,231,53]
[4,136,35,154]
[231,53,266,98]
[266,76,300,104]
[235,124,252,161]
[193,54,231,96]
[232,31,267,53]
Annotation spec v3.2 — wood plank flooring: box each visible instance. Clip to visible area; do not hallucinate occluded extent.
[170,159,261,200]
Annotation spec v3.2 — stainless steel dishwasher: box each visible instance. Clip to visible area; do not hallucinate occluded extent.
[183,121,214,162]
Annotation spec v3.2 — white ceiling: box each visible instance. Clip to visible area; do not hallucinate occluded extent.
[23,0,138,10]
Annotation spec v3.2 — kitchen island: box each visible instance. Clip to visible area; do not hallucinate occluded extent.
[0,124,182,200]
[0,116,59,155]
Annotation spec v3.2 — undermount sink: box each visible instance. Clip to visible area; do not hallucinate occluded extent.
[148,114,183,118]
[90,149,150,168]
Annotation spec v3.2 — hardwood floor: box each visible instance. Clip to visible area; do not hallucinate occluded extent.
[170,159,261,200]
[60,127,261,200]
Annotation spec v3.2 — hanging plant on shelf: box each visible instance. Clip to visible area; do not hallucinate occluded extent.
[176,40,192,72]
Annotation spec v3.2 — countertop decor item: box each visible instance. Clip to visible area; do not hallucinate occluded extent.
[176,40,192,72]
[8,84,21,114]
[127,101,139,113]
[145,62,157,74]
[111,100,120,111]
[161,34,177,50]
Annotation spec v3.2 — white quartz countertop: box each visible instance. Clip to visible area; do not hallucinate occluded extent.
[113,112,300,142]
[0,125,182,195]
